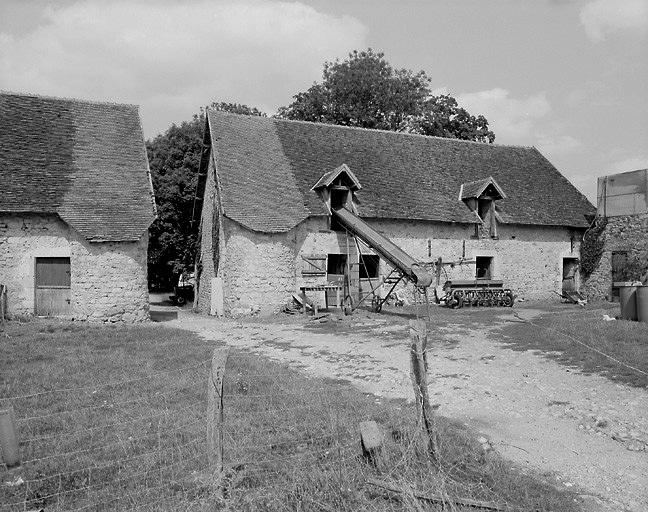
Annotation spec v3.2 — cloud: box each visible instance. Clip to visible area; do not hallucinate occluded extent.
[0,0,367,136]
[455,87,583,161]
[456,88,551,143]
[580,0,648,41]
[610,156,648,173]
[536,134,582,155]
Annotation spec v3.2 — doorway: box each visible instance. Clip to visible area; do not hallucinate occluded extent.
[326,254,347,306]
[610,251,628,301]
[35,257,72,316]
[562,257,579,293]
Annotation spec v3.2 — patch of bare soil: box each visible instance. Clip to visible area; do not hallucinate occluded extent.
[171,307,648,511]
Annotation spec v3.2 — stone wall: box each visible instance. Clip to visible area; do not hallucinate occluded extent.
[295,217,582,304]
[218,218,296,316]
[0,213,149,322]
[583,212,648,299]
[196,210,583,316]
[195,157,220,314]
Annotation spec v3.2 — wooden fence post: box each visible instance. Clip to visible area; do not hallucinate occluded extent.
[0,284,6,324]
[409,319,438,461]
[0,407,21,468]
[207,348,229,474]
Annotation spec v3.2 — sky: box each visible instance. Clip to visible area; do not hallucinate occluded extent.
[1,0,647,202]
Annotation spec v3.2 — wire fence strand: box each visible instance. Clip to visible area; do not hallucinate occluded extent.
[0,356,368,512]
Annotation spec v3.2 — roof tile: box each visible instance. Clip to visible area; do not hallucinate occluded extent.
[0,92,156,241]
[205,111,594,232]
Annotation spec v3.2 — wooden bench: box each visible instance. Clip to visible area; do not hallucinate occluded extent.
[299,285,343,315]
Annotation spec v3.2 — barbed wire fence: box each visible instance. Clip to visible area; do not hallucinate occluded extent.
[0,351,363,512]
[0,314,607,511]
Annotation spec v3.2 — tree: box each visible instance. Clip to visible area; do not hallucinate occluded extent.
[277,49,495,143]
[147,102,265,289]
[403,95,495,143]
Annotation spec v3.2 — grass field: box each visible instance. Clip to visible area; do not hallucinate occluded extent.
[495,305,648,388]
[0,318,581,511]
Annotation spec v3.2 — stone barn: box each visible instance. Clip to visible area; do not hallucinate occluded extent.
[583,168,648,299]
[193,110,595,316]
[0,92,156,322]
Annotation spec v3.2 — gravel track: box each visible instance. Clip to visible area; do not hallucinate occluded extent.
[169,307,648,511]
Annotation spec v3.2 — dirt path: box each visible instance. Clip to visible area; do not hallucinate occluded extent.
[169,308,647,511]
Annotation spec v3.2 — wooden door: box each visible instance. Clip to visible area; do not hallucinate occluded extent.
[35,257,71,316]
[611,251,628,282]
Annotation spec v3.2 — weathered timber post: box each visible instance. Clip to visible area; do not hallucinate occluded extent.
[409,319,438,461]
[207,348,229,474]
[0,407,21,468]
[359,420,384,468]
[0,284,6,324]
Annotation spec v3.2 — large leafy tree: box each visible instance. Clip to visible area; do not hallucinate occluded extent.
[147,103,265,289]
[277,49,495,143]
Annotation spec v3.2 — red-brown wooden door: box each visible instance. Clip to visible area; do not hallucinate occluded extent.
[35,257,71,316]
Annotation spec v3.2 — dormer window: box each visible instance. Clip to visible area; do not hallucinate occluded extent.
[459,176,506,239]
[330,187,350,210]
[311,164,362,231]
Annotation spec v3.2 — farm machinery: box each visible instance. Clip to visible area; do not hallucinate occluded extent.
[330,206,514,311]
[440,280,514,308]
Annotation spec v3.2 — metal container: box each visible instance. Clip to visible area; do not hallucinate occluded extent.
[636,286,648,323]
[619,283,638,321]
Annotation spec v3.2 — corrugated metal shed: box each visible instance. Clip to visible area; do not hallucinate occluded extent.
[597,169,648,217]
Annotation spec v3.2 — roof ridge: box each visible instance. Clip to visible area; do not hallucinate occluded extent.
[207,109,536,150]
[0,90,139,109]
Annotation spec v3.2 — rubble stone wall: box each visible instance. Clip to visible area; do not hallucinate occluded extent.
[198,213,583,316]
[296,217,582,304]
[195,157,220,314]
[218,218,296,316]
[0,213,149,322]
[583,212,648,299]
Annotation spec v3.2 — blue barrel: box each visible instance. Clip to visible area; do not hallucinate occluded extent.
[619,284,638,321]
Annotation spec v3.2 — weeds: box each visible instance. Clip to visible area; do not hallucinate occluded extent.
[0,319,581,511]
[495,307,648,387]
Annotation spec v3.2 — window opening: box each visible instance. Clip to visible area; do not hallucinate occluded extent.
[478,199,491,220]
[330,188,349,231]
[359,254,379,279]
[330,188,349,210]
[475,257,493,280]
[327,254,347,275]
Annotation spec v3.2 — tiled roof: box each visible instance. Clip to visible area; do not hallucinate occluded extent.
[460,176,506,200]
[204,111,595,232]
[311,164,362,191]
[0,92,156,242]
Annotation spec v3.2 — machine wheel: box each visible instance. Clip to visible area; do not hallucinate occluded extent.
[176,296,186,306]
[502,292,515,307]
